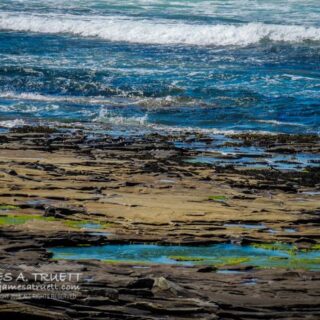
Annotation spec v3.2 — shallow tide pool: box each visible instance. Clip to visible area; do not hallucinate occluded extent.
[50,243,320,270]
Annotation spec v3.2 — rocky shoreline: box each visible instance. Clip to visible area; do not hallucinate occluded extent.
[0,127,319,319]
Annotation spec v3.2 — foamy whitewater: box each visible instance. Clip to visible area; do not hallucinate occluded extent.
[1,13,320,46]
[0,0,319,134]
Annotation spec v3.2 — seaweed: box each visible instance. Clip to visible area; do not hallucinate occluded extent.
[0,204,20,210]
[169,256,205,262]
[208,195,228,202]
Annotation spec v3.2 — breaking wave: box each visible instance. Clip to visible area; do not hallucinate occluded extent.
[255,120,307,127]
[93,108,149,126]
[0,119,26,128]
[0,91,208,109]
[1,12,320,46]
[92,108,274,135]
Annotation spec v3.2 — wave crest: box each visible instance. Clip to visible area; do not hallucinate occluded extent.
[1,13,320,46]
[0,119,26,128]
[94,108,148,126]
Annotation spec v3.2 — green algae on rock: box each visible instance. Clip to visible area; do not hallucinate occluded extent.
[213,257,251,267]
[208,195,228,202]
[0,214,56,226]
[169,256,206,262]
[63,220,108,230]
[0,204,20,210]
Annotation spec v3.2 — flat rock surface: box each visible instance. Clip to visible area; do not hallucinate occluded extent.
[0,129,319,319]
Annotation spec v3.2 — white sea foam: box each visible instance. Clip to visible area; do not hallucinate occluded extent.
[94,108,149,126]
[256,120,306,126]
[1,12,320,46]
[0,91,66,102]
[0,91,137,108]
[148,124,241,135]
[0,119,26,128]
[93,109,275,135]
[0,91,110,104]
[0,91,202,109]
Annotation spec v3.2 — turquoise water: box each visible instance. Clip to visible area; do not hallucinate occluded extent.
[0,0,319,135]
[50,243,320,270]
[78,222,104,230]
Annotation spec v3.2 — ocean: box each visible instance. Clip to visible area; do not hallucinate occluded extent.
[0,0,319,134]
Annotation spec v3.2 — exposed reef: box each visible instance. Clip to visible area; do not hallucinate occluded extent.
[0,127,319,319]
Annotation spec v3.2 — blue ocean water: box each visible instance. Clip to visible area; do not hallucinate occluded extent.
[0,0,319,134]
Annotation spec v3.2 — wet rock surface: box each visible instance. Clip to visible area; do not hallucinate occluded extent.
[0,128,319,319]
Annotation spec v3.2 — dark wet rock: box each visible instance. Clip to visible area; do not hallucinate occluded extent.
[128,300,218,316]
[197,266,217,273]
[0,302,70,320]
[119,288,154,298]
[295,237,317,249]
[295,237,317,244]
[0,135,9,144]
[44,205,86,218]
[43,232,107,247]
[221,166,320,190]
[6,169,18,176]
[10,126,57,134]
[83,288,118,301]
[228,133,319,148]
[267,146,298,153]
[127,277,155,290]
[124,181,142,187]
[232,195,256,200]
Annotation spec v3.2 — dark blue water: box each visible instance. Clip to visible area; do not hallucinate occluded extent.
[0,1,319,134]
